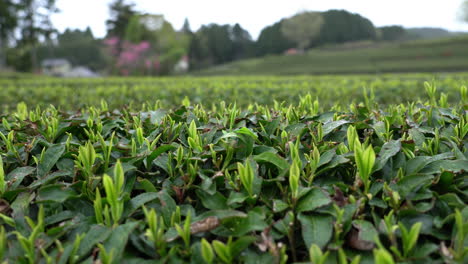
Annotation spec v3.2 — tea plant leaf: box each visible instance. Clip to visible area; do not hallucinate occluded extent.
[0,156,4,194]
[350,220,378,250]
[420,160,468,174]
[253,152,289,173]
[230,209,268,236]
[37,144,66,178]
[78,225,113,257]
[296,188,331,213]
[37,184,77,203]
[146,144,176,169]
[6,167,35,189]
[298,213,333,249]
[397,174,434,198]
[374,140,401,171]
[323,120,349,136]
[103,222,139,259]
[231,236,256,257]
[123,192,159,217]
[196,190,228,210]
[194,210,247,222]
[405,152,454,175]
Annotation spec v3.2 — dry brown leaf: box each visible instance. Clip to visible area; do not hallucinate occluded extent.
[347,227,374,251]
[190,216,220,234]
[0,199,12,216]
[332,186,348,207]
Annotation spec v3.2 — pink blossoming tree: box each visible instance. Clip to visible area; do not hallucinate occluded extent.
[104,37,160,75]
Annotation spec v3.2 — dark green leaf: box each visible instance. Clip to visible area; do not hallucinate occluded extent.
[37,184,77,203]
[323,120,349,136]
[78,225,113,257]
[123,192,159,217]
[6,166,35,189]
[37,144,66,178]
[298,213,333,249]
[253,152,289,173]
[103,222,139,259]
[374,140,401,171]
[196,190,228,210]
[420,160,468,174]
[296,188,331,213]
[146,144,176,169]
[405,152,453,175]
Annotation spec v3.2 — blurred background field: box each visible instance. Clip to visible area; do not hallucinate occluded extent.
[197,36,468,75]
[1,72,467,111]
[2,1,468,78]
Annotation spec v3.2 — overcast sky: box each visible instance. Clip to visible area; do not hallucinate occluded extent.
[51,0,468,39]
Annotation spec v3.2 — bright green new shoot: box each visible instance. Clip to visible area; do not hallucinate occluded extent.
[237,161,255,198]
[102,160,125,225]
[289,160,300,201]
[98,243,115,264]
[453,209,468,261]
[175,211,191,249]
[373,248,395,264]
[354,143,375,195]
[144,207,166,256]
[309,244,329,264]
[347,125,360,152]
[212,238,233,264]
[74,141,96,180]
[201,238,214,264]
[188,120,203,152]
[0,155,5,195]
[94,189,104,225]
[397,221,422,258]
[0,226,6,261]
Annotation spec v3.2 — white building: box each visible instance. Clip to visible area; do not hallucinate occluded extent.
[41,59,71,76]
[174,55,189,73]
[64,66,99,78]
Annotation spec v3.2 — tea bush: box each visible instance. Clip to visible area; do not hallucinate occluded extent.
[1,73,467,111]
[0,78,467,263]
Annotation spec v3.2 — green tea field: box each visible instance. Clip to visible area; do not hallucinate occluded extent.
[1,73,468,110]
[0,73,467,263]
[197,37,468,76]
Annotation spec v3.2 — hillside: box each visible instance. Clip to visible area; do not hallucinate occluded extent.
[405,27,465,39]
[195,36,468,75]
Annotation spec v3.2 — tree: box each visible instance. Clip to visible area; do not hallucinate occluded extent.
[189,23,252,69]
[188,33,204,69]
[0,0,18,67]
[255,20,294,56]
[124,14,148,43]
[13,0,58,72]
[106,13,189,75]
[281,12,324,49]
[202,24,234,64]
[188,23,254,69]
[231,23,253,60]
[106,0,137,39]
[105,0,137,73]
[318,10,376,45]
[379,26,406,41]
[181,18,192,34]
[37,27,108,71]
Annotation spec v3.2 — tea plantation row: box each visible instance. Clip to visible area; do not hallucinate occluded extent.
[1,73,468,110]
[0,77,467,263]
